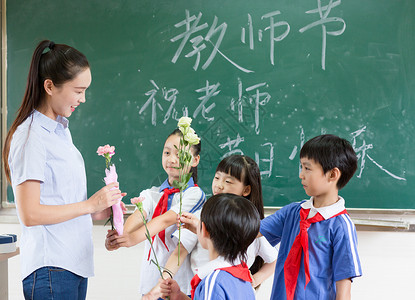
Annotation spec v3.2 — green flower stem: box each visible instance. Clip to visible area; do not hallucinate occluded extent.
[138,208,163,278]
[178,189,183,266]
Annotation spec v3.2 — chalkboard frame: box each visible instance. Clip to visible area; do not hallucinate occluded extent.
[2,0,415,213]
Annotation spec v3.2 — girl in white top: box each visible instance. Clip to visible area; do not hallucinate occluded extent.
[3,40,124,300]
[105,129,205,296]
[144,155,278,299]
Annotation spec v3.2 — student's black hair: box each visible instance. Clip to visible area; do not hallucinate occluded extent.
[300,134,358,190]
[167,128,201,184]
[3,40,89,183]
[216,155,265,278]
[200,193,260,264]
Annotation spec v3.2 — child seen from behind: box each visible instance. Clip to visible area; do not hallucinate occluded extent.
[161,193,260,300]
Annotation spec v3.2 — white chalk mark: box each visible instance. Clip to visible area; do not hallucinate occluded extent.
[207,40,254,73]
[262,10,290,66]
[289,146,297,160]
[366,155,406,181]
[299,0,346,70]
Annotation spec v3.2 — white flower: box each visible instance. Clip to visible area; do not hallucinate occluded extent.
[184,131,200,145]
[178,117,192,129]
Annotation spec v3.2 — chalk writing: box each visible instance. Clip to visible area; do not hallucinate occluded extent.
[255,142,275,177]
[290,126,406,181]
[299,0,346,70]
[193,80,221,122]
[140,80,187,126]
[171,10,253,73]
[218,134,274,177]
[262,10,290,66]
[230,79,271,134]
[241,11,290,66]
[139,80,164,126]
[351,126,406,181]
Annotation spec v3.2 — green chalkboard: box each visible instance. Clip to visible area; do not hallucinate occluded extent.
[6,0,415,209]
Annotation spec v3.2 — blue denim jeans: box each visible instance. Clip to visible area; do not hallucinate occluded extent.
[22,266,88,300]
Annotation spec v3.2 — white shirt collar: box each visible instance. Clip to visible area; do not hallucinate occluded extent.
[300,196,346,219]
[196,256,233,279]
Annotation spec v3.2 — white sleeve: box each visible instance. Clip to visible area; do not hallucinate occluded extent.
[257,236,278,263]
[9,129,46,186]
[171,210,201,253]
[172,228,198,253]
[140,188,159,221]
[169,187,205,214]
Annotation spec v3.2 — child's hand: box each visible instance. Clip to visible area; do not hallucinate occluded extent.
[142,282,162,300]
[105,229,120,251]
[178,212,200,234]
[113,231,137,248]
[160,278,181,299]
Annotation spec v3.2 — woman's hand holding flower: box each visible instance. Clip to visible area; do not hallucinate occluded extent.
[88,182,126,214]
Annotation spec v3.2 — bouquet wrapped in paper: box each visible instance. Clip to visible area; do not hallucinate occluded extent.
[97,145,124,235]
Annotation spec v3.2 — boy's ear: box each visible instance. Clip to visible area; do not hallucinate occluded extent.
[242,185,251,197]
[201,221,210,239]
[191,154,200,167]
[328,167,341,183]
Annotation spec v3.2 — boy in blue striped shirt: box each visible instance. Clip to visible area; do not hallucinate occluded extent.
[160,193,260,300]
[260,134,362,300]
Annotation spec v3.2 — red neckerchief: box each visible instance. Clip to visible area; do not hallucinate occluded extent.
[147,187,179,260]
[147,183,198,260]
[190,262,252,299]
[284,208,348,300]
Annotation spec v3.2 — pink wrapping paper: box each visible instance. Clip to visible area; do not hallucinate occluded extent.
[103,165,124,235]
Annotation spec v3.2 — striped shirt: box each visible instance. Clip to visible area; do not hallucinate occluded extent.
[260,197,362,300]
[139,178,206,295]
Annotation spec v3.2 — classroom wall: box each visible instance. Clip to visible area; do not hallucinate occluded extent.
[1,221,414,299]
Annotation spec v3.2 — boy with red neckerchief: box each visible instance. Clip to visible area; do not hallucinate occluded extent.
[160,193,259,300]
[260,134,362,300]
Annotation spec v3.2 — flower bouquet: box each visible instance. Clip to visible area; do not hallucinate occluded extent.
[97,145,124,235]
[173,117,200,265]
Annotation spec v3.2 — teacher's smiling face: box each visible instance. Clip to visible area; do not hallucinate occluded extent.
[41,67,92,120]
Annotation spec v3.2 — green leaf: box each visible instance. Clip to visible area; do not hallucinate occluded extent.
[183,172,192,184]
[172,180,180,189]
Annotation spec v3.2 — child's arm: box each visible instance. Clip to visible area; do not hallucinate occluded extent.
[251,260,277,288]
[160,278,191,300]
[336,278,351,300]
[114,210,177,248]
[144,243,189,299]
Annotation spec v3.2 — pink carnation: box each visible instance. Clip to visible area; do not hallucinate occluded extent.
[97,144,115,157]
[131,197,145,205]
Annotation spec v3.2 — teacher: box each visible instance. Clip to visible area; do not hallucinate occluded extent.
[2,40,124,299]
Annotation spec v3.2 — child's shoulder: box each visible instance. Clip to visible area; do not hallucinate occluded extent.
[139,186,163,198]
[183,185,205,198]
[277,200,305,215]
[212,270,255,297]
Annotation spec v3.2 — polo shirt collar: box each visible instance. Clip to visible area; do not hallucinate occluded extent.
[34,110,69,132]
[196,256,232,280]
[301,196,345,219]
